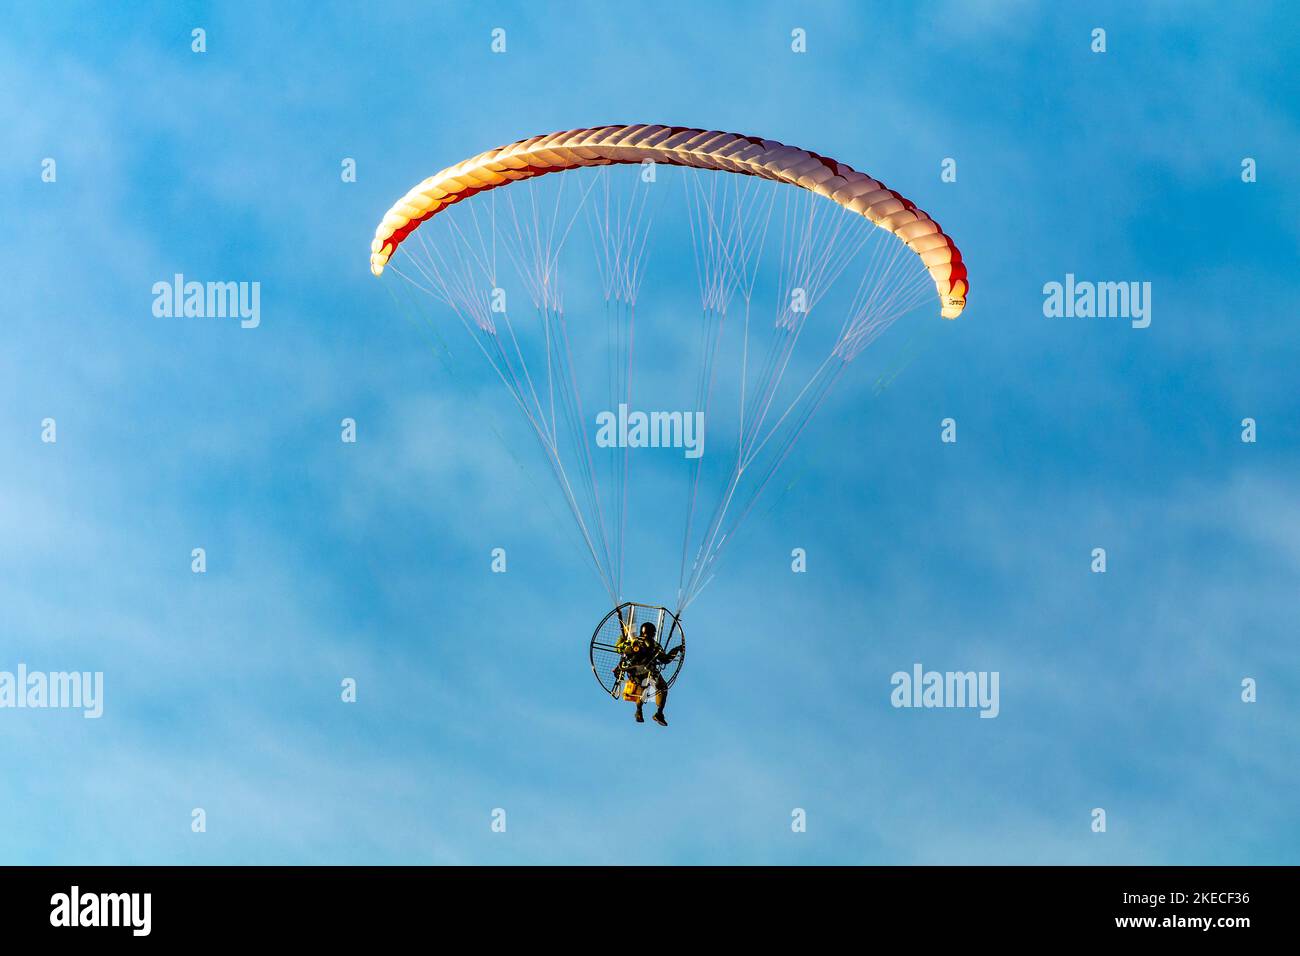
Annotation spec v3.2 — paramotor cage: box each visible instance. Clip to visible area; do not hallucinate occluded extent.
[589,602,686,700]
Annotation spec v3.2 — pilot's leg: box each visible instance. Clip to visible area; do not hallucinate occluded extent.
[632,669,646,722]
[652,674,668,726]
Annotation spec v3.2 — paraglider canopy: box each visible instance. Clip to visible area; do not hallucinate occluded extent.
[590,602,686,699]
[369,125,967,318]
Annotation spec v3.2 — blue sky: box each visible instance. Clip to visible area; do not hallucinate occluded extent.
[1,1,1297,864]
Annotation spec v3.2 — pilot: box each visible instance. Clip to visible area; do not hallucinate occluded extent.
[613,620,681,726]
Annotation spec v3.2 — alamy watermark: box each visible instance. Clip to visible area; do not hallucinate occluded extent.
[152,273,260,328]
[50,886,150,936]
[595,403,705,459]
[891,663,999,718]
[1042,273,1151,328]
[0,664,103,718]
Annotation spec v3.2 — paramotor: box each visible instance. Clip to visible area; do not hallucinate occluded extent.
[589,602,686,700]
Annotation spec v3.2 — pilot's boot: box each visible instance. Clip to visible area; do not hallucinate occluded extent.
[652,691,668,726]
[634,704,645,723]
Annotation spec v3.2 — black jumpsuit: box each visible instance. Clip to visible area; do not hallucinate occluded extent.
[614,636,673,701]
